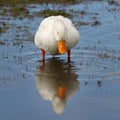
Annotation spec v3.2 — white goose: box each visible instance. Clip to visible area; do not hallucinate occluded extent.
[34,15,80,61]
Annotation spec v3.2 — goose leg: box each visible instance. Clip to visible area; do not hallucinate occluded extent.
[41,49,45,62]
[37,49,45,71]
[67,50,71,62]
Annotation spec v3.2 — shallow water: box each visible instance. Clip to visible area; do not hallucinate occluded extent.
[0,0,120,120]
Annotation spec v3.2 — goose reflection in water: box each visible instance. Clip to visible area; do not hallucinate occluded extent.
[35,58,80,114]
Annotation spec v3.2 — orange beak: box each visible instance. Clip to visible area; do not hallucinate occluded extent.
[58,40,66,54]
[58,86,66,99]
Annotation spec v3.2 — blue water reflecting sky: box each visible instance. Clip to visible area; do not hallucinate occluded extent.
[0,0,120,120]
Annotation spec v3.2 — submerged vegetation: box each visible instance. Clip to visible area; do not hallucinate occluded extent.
[0,22,9,33]
[35,9,72,18]
[0,0,75,19]
[0,0,119,19]
[9,5,29,18]
[0,0,78,6]
[108,0,119,5]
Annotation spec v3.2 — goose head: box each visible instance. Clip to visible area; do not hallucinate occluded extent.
[53,19,67,54]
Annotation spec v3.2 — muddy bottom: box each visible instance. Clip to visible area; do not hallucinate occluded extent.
[0,0,120,120]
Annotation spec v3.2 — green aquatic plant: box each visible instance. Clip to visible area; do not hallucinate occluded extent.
[0,0,77,18]
[108,0,119,5]
[0,0,78,6]
[0,22,9,33]
[35,9,72,18]
[9,5,29,18]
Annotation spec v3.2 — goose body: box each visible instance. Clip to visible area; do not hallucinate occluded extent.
[34,15,80,61]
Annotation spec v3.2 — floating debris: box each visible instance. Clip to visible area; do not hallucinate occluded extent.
[0,41,6,45]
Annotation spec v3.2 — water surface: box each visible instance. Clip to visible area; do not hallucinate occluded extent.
[0,0,120,120]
